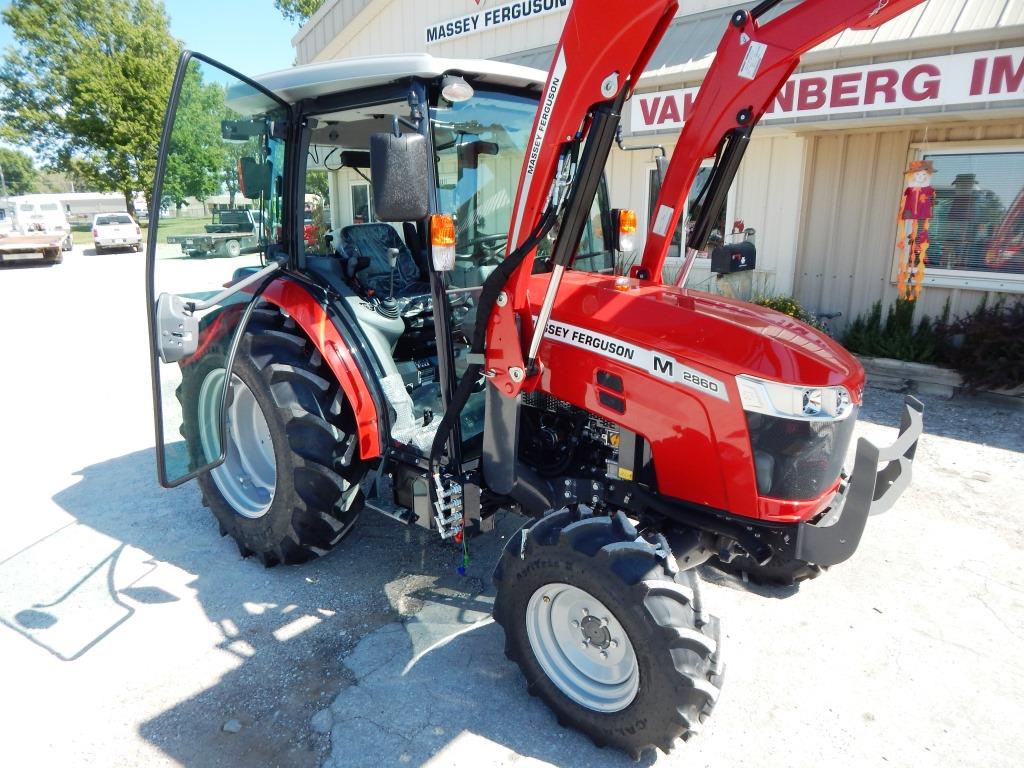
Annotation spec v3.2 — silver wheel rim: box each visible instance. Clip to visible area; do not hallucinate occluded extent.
[525,582,639,713]
[197,368,276,519]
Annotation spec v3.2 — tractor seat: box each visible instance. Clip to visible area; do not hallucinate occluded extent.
[340,223,428,298]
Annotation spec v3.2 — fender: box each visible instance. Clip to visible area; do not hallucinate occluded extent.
[260,277,382,460]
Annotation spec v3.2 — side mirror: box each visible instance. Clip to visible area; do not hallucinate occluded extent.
[369,131,430,222]
[655,155,669,187]
[238,157,271,199]
[458,140,499,169]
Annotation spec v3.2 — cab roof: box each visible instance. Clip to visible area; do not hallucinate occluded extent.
[256,54,548,104]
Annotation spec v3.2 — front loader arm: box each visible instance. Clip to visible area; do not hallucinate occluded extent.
[638,0,927,283]
[483,0,679,398]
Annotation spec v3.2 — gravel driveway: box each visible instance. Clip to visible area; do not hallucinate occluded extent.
[1,247,1021,767]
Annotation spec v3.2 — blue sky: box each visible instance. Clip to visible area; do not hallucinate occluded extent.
[0,0,301,75]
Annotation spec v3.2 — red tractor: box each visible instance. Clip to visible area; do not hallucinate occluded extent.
[147,0,925,756]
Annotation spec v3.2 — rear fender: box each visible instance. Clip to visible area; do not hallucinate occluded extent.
[260,278,382,460]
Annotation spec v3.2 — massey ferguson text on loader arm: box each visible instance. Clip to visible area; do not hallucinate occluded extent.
[483,0,926,399]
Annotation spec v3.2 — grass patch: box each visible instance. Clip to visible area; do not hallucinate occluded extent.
[71,216,210,246]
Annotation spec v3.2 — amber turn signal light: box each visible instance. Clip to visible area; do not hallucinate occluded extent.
[617,209,637,252]
[430,214,456,271]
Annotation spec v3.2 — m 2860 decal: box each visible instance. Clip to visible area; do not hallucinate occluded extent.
[543,320,729,402]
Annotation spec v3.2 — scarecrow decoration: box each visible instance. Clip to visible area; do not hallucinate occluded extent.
[895,159,935,300]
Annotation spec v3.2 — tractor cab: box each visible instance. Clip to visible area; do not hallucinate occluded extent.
[148,53,615,490]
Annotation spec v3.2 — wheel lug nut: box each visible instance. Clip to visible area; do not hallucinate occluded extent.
[601,617,609,625]
[571,620,579,628]
[581,607,589,615]
[600,651,608,659]
[543,595,550,603]
[610,639,618,648]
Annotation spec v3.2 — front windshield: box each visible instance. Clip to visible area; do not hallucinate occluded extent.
[432,89,533,256]
[431,87,613,277]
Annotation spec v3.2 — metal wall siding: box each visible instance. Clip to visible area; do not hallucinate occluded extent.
[1002,0,1024,26]
[795,120,1024,327]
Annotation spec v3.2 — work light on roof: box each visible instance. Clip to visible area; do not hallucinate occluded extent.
[441,74,474,103]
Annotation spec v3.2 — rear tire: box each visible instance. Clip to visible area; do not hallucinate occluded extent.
[178,305,370,566]
[711,553,825,586]
[223,239,241,258]
[493,511,724,758]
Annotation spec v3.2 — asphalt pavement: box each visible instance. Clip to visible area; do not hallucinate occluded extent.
[1,245,1022,767]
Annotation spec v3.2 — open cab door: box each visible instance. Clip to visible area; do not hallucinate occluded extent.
[146,52,291,488]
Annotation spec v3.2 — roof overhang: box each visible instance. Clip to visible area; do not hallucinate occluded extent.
[256,54,547,104]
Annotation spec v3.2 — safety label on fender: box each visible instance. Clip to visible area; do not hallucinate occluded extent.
[739,40,767,80]
[543,319,729,402]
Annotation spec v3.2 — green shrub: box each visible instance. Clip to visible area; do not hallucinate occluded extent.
[841,299,943,363]
[936,300,1024,391]
[751,295,821,328]
[844,297,1024,391]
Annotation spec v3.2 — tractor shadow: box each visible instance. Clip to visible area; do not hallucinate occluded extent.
[25,447,481,767]
[319,596,663,768]
[26,447,664,767]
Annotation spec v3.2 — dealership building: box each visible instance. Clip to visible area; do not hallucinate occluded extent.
[292,0,1024,327]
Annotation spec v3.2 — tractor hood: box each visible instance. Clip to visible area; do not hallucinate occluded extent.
[532,272,864,396]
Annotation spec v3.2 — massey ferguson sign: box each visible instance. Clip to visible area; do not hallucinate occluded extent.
[425,0,570,44]
[631,47,1024,132]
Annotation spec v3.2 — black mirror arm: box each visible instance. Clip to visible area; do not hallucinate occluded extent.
[391,114,420,137]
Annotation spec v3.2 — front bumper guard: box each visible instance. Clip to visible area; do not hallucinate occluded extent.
[794,395,924,567]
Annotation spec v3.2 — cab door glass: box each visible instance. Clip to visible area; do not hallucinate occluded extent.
[148,55,287,486]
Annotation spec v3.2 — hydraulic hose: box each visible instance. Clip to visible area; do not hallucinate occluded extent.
[427,205,560,489]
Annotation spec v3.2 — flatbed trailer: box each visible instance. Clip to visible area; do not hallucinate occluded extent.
[165,210,262,258]
[0,233,64,266]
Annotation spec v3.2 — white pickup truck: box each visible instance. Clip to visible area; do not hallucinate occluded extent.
[92,212,142,253]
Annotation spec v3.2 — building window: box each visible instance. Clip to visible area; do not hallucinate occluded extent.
[350,182,375,225]
[646,165,727,259]
[905,145,1024,288]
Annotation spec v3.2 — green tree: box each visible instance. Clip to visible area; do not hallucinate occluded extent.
[274,0,324,23]
[159,62,226,210]
[0,0,180,214]
[0,147,38,195]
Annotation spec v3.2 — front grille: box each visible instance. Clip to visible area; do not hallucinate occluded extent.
[746,407,858,500]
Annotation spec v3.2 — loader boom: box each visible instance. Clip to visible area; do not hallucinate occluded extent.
[639,0,928,283]
[486,0,926,397]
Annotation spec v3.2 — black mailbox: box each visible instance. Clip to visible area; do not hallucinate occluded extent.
[710,241,756,274]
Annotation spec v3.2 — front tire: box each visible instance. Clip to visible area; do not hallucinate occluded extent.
[493,511,724,758]
[179,306,370,566]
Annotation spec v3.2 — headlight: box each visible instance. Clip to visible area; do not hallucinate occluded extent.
[737,374,857,499]
[736,375,853,422]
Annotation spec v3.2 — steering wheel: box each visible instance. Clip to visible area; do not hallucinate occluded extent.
[476,233,508,265]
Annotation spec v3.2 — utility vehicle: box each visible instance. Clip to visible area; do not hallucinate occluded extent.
[1,193,73,252]
[147,0,925,755]
[0,231,65,266]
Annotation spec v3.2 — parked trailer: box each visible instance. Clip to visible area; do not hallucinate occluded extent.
[165,209,262,258]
